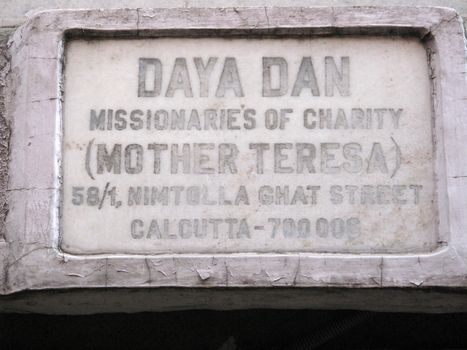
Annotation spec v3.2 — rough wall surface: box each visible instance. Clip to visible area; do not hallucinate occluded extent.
[0,29,11,242]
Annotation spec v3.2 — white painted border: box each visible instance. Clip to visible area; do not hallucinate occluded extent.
[2,7,467,298]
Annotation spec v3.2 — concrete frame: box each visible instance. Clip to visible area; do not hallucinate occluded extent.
[1,6,467,313]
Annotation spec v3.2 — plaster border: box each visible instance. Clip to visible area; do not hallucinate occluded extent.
[2,7,467,299]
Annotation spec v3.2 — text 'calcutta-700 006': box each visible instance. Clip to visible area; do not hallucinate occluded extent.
[61,37,435,255]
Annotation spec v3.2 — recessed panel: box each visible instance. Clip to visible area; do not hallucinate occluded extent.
[61,37,436,254]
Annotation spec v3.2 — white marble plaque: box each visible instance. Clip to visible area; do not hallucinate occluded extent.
[61,37,436,255]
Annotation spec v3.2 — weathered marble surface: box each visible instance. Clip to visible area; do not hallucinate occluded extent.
[62,37,435,255]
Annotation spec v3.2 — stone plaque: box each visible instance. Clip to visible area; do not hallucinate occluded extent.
[4,7,467,312]
[61,37,435,255]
